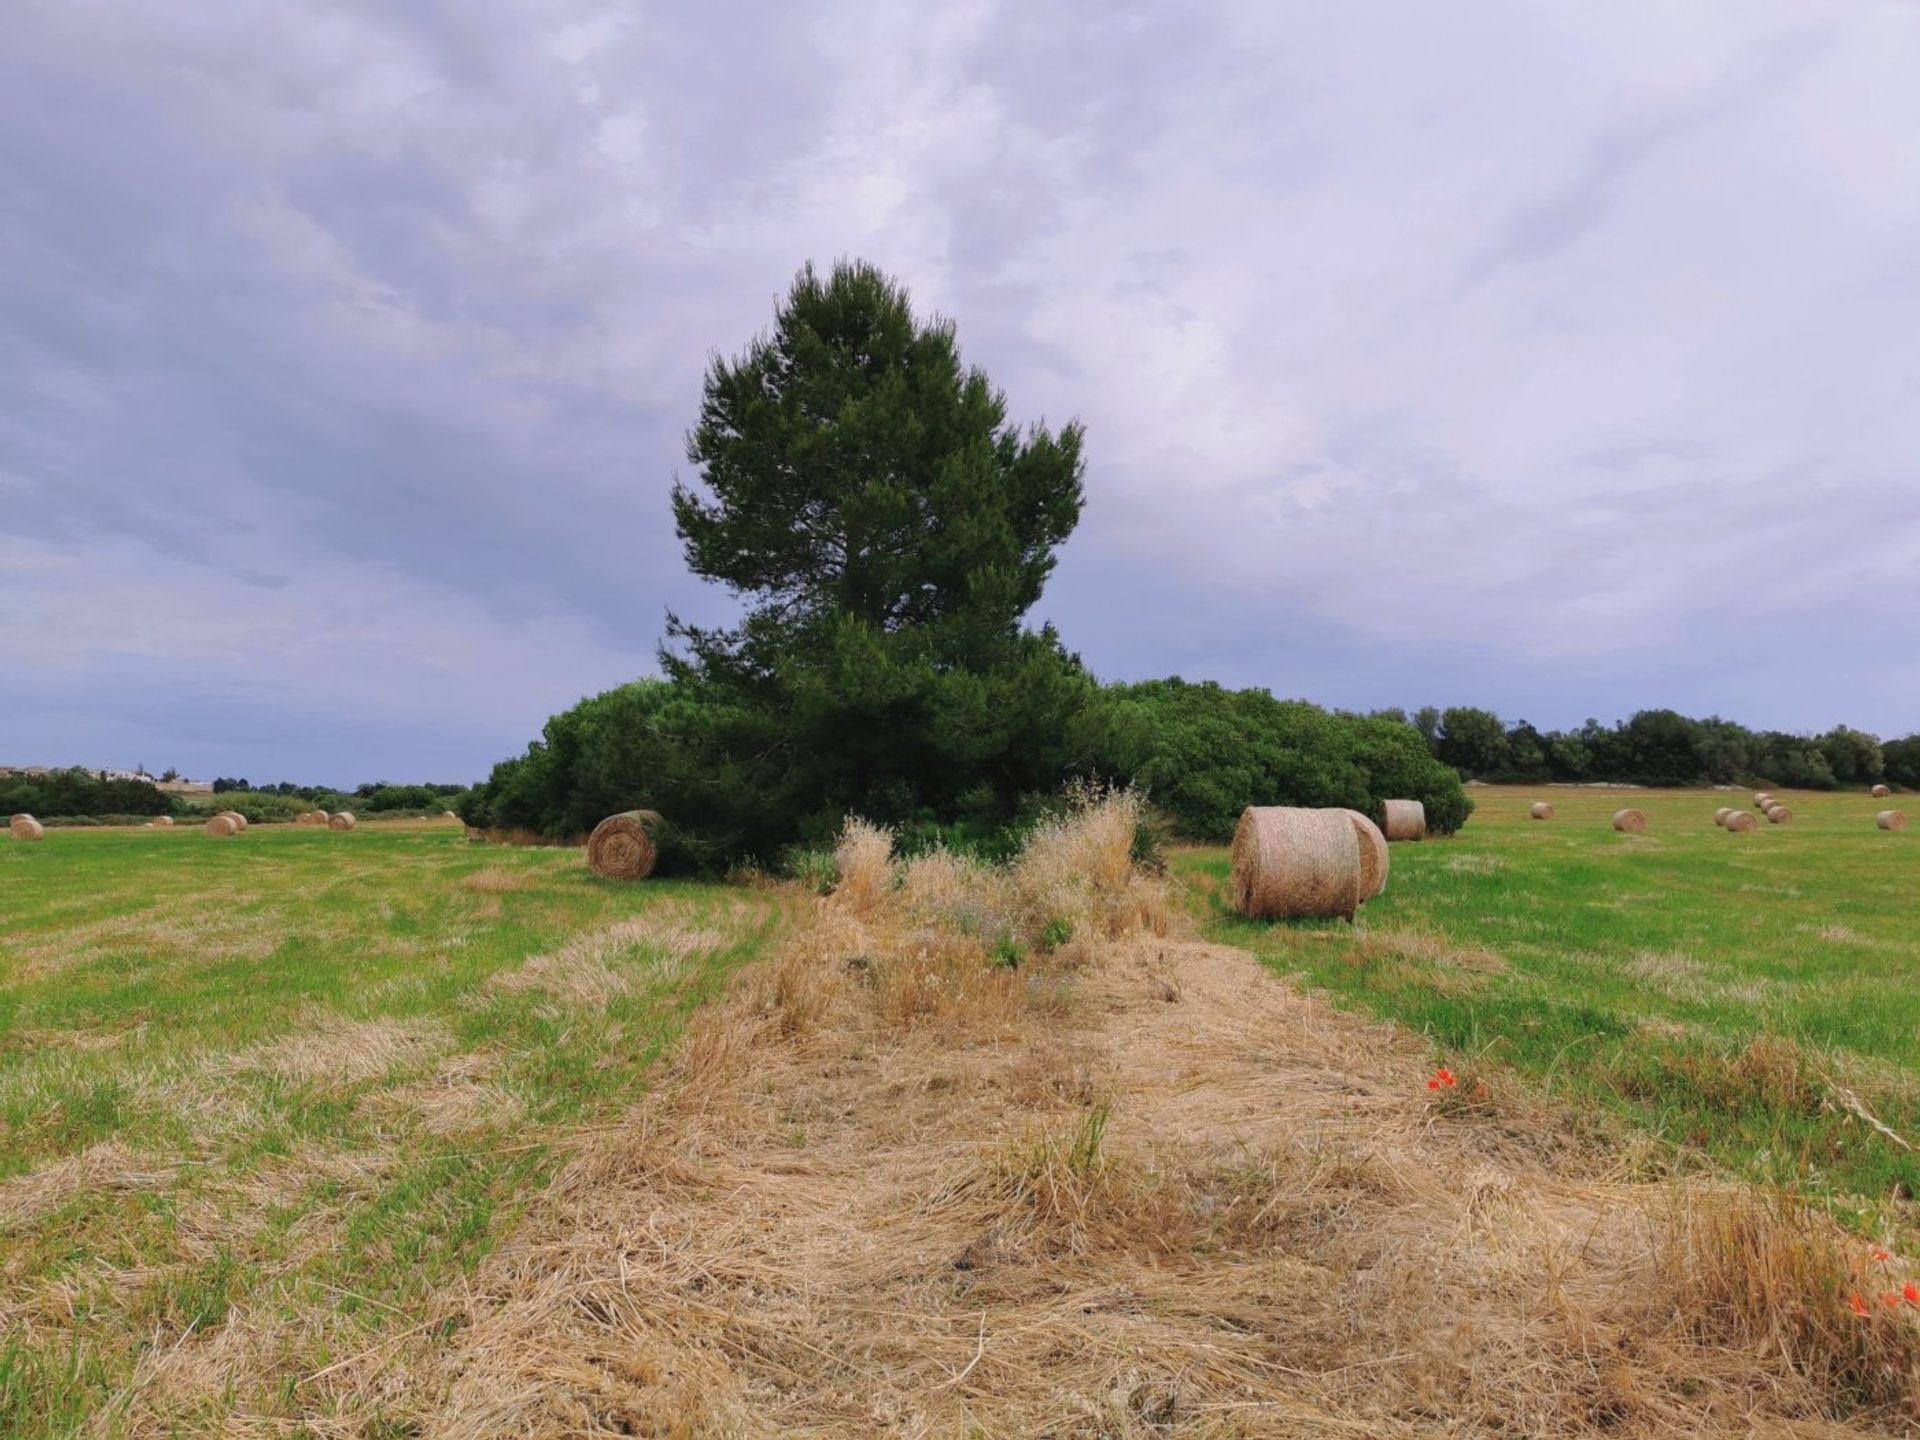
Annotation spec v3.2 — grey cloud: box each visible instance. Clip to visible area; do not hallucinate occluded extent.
[4,0,1918,785]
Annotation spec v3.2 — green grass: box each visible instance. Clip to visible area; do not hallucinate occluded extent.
[0,820,781,1435]
[1188,785,1920,1229]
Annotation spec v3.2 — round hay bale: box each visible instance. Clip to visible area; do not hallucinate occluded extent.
[1381,799,1426,842]
[1877,810,1907,832]
[1529,802,1554,821]
[10,815,45,842]
[206,815,238,838]
[1765,805,1793,825]
[1229,807,1366,920]
[218,811,248,832]
[1724,810,1758,832]
[1341,810,1390,901]
[328,812,356,831]
[315,810,330,823]
[1611,808,1648,833]
[155,815,175,827]
[1713,807,1732,826]
[1753,793,1774,810]
[587,810,665,880]
[443,810,459,821]
[1872,784,1891,799]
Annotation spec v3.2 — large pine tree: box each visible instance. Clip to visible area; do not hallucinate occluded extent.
[665,260,1093,838]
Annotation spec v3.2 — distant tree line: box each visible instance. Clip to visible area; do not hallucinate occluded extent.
[4,769,471,824]
[0,769,180,821]
[1382,706,1917,790]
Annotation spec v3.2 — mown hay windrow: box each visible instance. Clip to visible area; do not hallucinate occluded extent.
[1612,808,1648,833]
[1713,806,1733,826]
[1381,797,1426,841]
[1872,783,1891,799]
[1529,801,1554,820]
[1344,809,1390,900]
[10,815,45,841]
[328,811,356,832]
[205,815,238,838]
[388,861,1920,1437]
[585,808,663,878]
[1766,805,1794,825]
[1878,810,1908,832]
[1230,806,1365,920]
[1724,810,1758,832]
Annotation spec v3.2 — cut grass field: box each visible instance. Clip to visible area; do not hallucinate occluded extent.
[1186,785,1920,1228]
[6,790,1920,1434]
[0,820,779,1433]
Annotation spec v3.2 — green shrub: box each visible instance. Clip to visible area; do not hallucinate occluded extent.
[1079,679,1472,840]
[781,845,839,895]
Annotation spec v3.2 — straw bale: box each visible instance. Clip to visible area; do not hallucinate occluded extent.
[1229,806,1365,920]
[1381,798,1426,842]
[1612,808,1648,833]
[328,812,357,831]
[1342,809,1390,900]
[1878,810,1907,832]
[1529,801,1553,820]
[586,809,664,880]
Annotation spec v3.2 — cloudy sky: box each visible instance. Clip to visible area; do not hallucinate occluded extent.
[4,1,1917,786]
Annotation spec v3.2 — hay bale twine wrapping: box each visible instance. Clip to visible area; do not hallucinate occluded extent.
[1765,805,1793,825]
[1229,807,1367,920]
[1713,807,1733,826]
[1878,810,1907,832]
[328,812,356,831]
[1872,784,1891,799]
[1381,799,1426,842]
[1341,810,1390,901]
[1612,808,1648,833]
[10,815,45,842]
[1724,810,1758,832]
[1529,802,1554,821]
[205,815,238,838]
[587,810,665,880]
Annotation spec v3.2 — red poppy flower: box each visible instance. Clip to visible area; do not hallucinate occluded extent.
[1874,1248,1892,1262]
[1428,1079,1440,1090]
[1904,1284,1918,1305]
[1850,1294,1871,1317]
[1885,1293,1902,1309]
